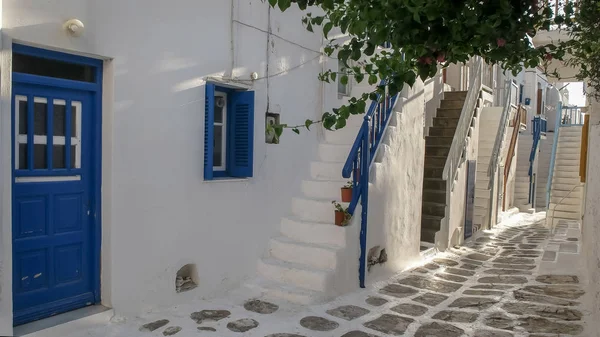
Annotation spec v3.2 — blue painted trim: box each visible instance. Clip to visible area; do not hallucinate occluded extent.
[13,44,103,67]
[341,79,398,288]
[13,73,100,92]
[14,169,84,177]
[204,84,215,180]
[13,292,94,326]
[91,60,104,304]
[358,116,370,288]
[11,43,104,322]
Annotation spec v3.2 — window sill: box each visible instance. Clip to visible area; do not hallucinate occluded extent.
[205,177,250,183]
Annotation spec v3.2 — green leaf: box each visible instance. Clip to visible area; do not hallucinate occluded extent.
[335,117,347,130]
[305,119,313,130]
[405,71,417,87]
[330,72,337,81]
[368,74,378,85]
[355,72,364,83]
[268,0,278,7]
[292,128,300,134]
[340,75,348,85]
[274,125,284,138]
[306,22,314,32]
[277,0,291,11]
[323,22,333,38]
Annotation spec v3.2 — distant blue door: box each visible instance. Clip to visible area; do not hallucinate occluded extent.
[11,45,102,325]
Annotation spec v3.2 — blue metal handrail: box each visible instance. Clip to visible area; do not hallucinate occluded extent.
[546,102,563,207]
[341,80,398,288]
[528,116,545,203]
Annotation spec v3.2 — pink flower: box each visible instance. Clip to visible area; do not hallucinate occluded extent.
[497,38,506,47]
[545,53,553,61]
[418,56,433,65]
[436,54,446,63]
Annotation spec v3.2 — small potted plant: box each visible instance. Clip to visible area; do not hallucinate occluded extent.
[332,201,350,226]
[341,181,353,202]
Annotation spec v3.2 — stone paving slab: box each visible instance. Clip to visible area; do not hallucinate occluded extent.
[113,214,592,337]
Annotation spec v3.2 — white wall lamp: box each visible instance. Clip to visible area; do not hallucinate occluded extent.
[64,19,85,37]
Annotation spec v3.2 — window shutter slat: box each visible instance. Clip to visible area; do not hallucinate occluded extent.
[228,90,254,177]
[204,83,215,180]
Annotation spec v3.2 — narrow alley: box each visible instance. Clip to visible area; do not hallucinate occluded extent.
[38,212,590,337]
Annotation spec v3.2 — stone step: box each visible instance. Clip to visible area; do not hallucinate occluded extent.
[252,279,327,305]
[424,155,448,168]
[475,197,490,208]
[424,167,444,178]
[426,136,454,146]
[318,143,351,163]
[553,170,580,178]
[425,145,451,157]
[422,201,446,217]
[552,176,582,185]
[549,196,581,205]
[550,188,583,198]
[269,236,340,270]
[423,178,446,191]
[280,216,347,247]
[557,143,581,150]
[547,209,580,220]
[422,214,443,230]
[423,189,446,204]
[475,188,491,198]
[310,161,344,181]
[436,108,462,118]
[547,203,581,213]
[558,126,583,133]
[291,197,348,223]
[257,258,333,292]
[444,91,468,101]
[554,153,581,161]
[429,127,458,137]
[301,179,348,200]
[421,227,437,243]
[433,117,460,128]
[440,99,465,109]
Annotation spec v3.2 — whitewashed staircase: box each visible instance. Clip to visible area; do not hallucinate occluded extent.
[255,122,359,304]
[514,134,534,212]
[474,108,503,229]
[547,126,583,227]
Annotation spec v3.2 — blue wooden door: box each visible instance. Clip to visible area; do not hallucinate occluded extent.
[11,45,101,325]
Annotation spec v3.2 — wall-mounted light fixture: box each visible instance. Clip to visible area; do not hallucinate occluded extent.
[63,19,85,37]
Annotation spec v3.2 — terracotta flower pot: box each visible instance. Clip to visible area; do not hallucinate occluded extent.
[341,187,353,202]
[334,210,347,226]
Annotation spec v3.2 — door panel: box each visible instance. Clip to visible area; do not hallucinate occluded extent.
[12,83,95,325]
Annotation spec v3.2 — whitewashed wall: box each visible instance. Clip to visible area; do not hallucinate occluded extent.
[0,0,349,326]
[582,95,600,336]
[444,110,480,249]
[365,78,430,275]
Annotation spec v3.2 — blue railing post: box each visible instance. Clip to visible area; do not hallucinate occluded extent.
[342,80,398,288]
[358,116,370,289]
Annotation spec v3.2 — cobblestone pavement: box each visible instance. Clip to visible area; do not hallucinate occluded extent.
[72,213,590,337]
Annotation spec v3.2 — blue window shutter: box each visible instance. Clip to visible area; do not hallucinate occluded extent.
[228,90,254,177]
[204,83,215,180]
